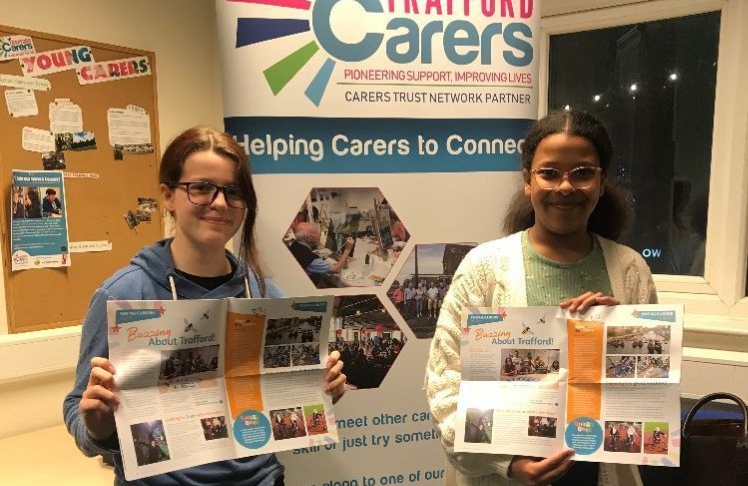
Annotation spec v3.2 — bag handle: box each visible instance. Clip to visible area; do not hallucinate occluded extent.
[682,392,748,438]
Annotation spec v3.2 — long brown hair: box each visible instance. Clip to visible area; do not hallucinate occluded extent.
[503,110,632,241]
[159,126,266,295]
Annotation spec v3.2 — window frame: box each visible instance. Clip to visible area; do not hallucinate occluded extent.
[540,0,748,342]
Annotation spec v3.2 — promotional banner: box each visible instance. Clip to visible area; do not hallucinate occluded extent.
[218,0,537,174]
[216,0,541,484]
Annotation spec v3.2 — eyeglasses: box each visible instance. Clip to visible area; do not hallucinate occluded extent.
[529,166,602,190]
[172,182,246,208]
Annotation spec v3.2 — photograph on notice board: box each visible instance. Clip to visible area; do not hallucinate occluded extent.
[124,209,140,230]
[55,130,97,152]
[10,169,70,270]
[41,150,66,170]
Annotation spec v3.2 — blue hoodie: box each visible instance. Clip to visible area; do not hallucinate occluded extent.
[63,239,285,486]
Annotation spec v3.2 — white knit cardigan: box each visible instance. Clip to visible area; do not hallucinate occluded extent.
[425,232,658,486]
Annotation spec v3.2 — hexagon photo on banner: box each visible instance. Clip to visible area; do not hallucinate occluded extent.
[387,243,476,339]
[282,188,410,289]
[329,294,407,390]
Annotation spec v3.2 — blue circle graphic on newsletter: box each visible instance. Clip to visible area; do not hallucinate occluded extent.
[233,411,271,449]
[565,417,603,454]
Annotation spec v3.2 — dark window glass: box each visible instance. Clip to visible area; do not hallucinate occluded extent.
[549,12,720,275]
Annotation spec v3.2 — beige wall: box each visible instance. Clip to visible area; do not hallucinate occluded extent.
[0,0,224,439]
[0,370,75,438]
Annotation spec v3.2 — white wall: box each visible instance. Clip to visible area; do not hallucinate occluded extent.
[0,0,225,439]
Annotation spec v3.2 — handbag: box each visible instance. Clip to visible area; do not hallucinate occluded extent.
[640,392,748,486]
[679,392,748,486]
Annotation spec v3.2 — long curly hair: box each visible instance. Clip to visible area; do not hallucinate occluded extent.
[502,110,632,241]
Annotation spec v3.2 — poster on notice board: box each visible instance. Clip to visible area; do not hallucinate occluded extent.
[10,169,70,270]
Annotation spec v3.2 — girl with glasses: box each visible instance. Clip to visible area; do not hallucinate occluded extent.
[426,110,657,486]
[63,127,347,486]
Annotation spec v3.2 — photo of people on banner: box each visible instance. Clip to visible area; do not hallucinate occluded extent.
[284,188,410,289]
[329,295,406,389]
[387,243,476,339]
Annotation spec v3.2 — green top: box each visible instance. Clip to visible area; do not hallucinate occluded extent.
[522,230,613,306]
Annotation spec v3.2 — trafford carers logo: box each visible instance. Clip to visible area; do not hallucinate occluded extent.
[230,0,534,106]
[233,0,332,106]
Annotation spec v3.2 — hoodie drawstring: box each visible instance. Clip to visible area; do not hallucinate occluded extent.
[168,275,178,300]
[169,273,253,299]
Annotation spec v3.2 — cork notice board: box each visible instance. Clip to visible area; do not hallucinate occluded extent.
[0,25,162,333]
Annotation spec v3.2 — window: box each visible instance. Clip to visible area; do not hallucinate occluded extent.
[541,0,748,339]
[549,13,719,277]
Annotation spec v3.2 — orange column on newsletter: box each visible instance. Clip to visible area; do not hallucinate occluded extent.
[566,319,604,423]
[225,312,265,418]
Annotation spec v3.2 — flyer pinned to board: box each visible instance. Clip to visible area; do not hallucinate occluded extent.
[21,126,55,153]
[108,105,151,146]
[10,170,71,270]
[5,88,38,117]
[49,99,83,134]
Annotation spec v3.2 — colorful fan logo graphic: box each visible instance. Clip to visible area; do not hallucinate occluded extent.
[232,0,336,106]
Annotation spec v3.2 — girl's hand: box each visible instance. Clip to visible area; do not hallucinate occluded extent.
[560,291,619,313]
[324,350,347,404]
[80,357,119,441]
[509,450,576,486]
